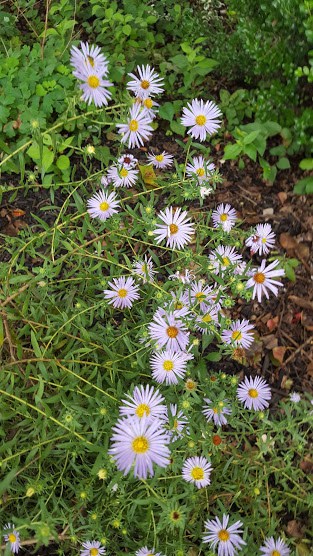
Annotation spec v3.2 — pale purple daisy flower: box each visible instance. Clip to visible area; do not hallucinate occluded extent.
[109,417,170,479]
[107,164,139,188]
[127,65,164,99]
[182,456,212,489]
[195,305,220,333]
[259,536,290,556]
[87,190,120,221]
[150,350,190,385]
[103,276,140,309]
[167,404,188,438]
[212,204,237,232]
[168,269,195,284]
[181,98,222,142]
[290,392,301,403]
[3,524,20,554]
[186,156,215,183]
[203,514,246,556]
[237,376,271,411]
[209,245,243,274]
[77,69,113,107]
[148,311,190,351]
[100,175,111,187]
[70,42,109,75]
[246,223,276,255]
[189,280,214,311]
[203,399,232,427]
[80,540,106,556]
[136,547,164,556]
[118,153,138,169]
[132,255,156,283]
[119,384,167,422]
[153,207,195,250]
[233,261,248,276]
[140,97,160,119]
[117,104,153,148]
[221,318,255,349]
[147,151,174,169]
[246,260,285,303]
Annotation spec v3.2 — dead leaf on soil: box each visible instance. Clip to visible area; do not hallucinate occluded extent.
[277,191,288,204]
[299,457,313,474]
[279,232,298,250]
[306,361,313,378]
[286,519,305,538]
[289,296,313,312]
[262,334,278,350]
[280,232,310,260]
[272,345,287,364]
[266,316,279,332]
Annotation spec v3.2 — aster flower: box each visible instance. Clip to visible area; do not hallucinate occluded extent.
[186,156,215,183]
[3,524,20,554]
[246,223,276,255]
[140,97,160,119]
[189,280,214,311]
[148,311,190,351]
[127,65,164,99]
[259,536,290,556]
[80,540,106,556]
[195,305,220,333]
[203,514,246,556]
[70,42,109,75]
[200,185,213,198]
[167,404,188,438]
[119,384,167,421]
[132,255,156,283]
[76,68,113,107]
[100,175,112,187]
[107,164,139,188]
[147,151,174,169]
[153,207,195,250]
[237,376,271,411]
[117,104,153,148]
[136,547,164,556]
[109,417,170,479]
[181,98,222,142]
[246,259,285,302]
[182,456,212,488]
[118,153,138,169]
[203,399,231,426]
[103,276,140,309]
[221,319,255,350]
[87,190,120,221]
[150,350,190,385]
[168,269,195,284]
[290,392,301,403]
[212,204,237,232]
[209,246,243,274]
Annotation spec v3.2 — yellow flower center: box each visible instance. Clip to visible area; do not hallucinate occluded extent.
[186,379,196,391]
[231,330,242,341]
[196,167,205,176]
[222,257,230,266]
[132,435,149,453]
[169,223,179,235]
[173,419,178,429]
[129,119,139,131]
[163,360,174,371]
[155,154,164,162]
[218,529,230,542]
[136,403,151,418]
[254,272,265,284]
[271,551,281,556]
[117,288,127,298]
[141,79,150,89]
[261,237,267,243]
[144,98,153,108]
[90,549,99,556]
[120,167,129,178]
[213,407,218,414]
[167,326,178,338]
[100,201,109,211]
[141,263,147,272]
[175,301,183,310]
[202,314,212,323]
[87,55,95,67]
[87,75,100,88]
[220,213,228,221]
[218,401,224,408]
[248,388,258,398]
[190,466,204,480]
[195,114,206,126]
[8,534,16,543]
[195,292,206,300]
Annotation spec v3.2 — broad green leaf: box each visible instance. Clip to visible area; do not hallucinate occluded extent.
[299,158,313,170]
[56,155,70,171]
[276,157,290,170]
[223,143,242,160]
[243,130,260,144]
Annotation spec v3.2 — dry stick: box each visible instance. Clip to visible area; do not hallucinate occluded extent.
[2,312,16,362]
[0,283,31,308]
[40,0,52,60]
[281,335,313,368]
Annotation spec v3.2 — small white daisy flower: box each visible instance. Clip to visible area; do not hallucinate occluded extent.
[147,151,174,169]
[120,384,167,422]
[168,269,195,284]
[203,514,246,555]
[3,524,21,554]
[221,318,255,349]
[140,97,160,119]
[103,276,140,309]
[290,392,301,403]
[195,305,220,333]
[186,156,215,183]
[237,376,271,411]
[117,153,138,169]
[181,98,222,142]
[136,547,164,556]
[259,536,290,556]
[200,185,213,198]
[246,259,285,303]
[182,456,212,489]
[209,245,243,274]
[203,399,231,427]
[107,164,139,188]
[132,255,156,283]
[189,280,214,311]
[212,204,237,232]
[167,403,188,438]
[80,540,106,556]
[127,65,164,99]
[246,223,276,255]
[117,104,153,148]
[77,69,113,107]
[148,311,190,352]
[100,175,112,187]
[150,350,190,385]
[109,417,170,479]
[70,42,109,75]
[153,206,195,250]
[87,190,120,221]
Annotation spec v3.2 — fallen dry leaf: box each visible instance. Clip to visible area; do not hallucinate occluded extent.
[299,457,313,474]
[266,316,279,332]
[277,191,288,204]
[11,208,26,218]
[272,345,287,364]
[262,334,278,350]
[286,519,305,538]
[289,296,313,312]
[279,232,298,250]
